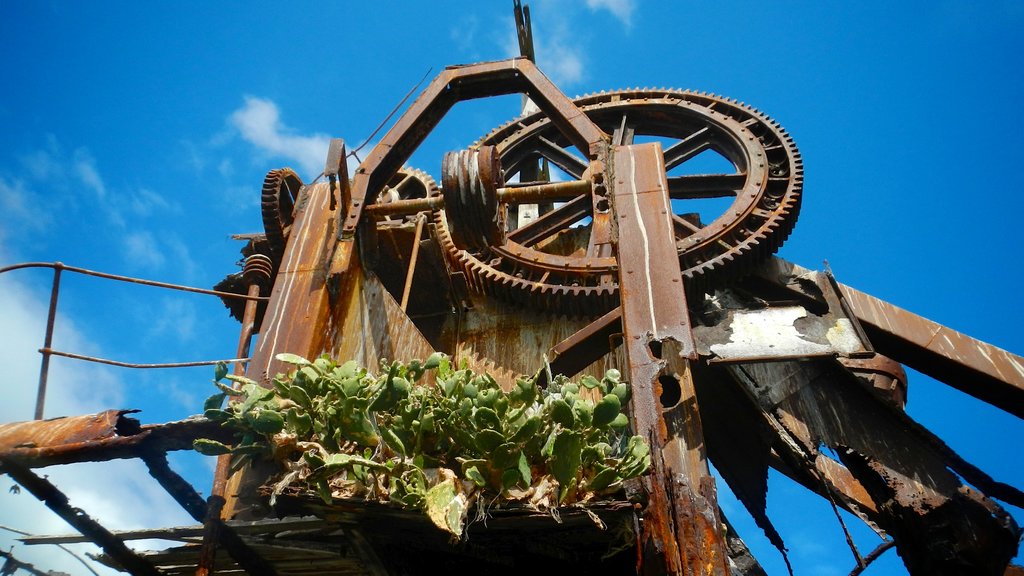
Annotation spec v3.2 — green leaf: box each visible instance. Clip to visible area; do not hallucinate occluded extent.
[476,429,505,452]
[214,361,228,382]
[492,443,521,470]
[336,360,359,379]
[580,374,602,389]
[501,468,523,491]
[424,352,444,370]
[464,465,487,487]
[609,413,630,429]
[276,353,311,366]
[285,408,312,435]
[381,426,407,456]
[316,479,332,504]
[473,407,501,430]
[203,392,226,412]
[550,431,583,486]
[573,400,593,427]
[611,382,631,405]
[592,393,622,428]
[251,409,285,434]
[588,466,621,491]
[516,451,531,487]
[193,438,232,456]
[549,398,575,428]
[203,408,232,422]
[509,415,541,443]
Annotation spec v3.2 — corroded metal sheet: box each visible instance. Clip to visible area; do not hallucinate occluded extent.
[248,181,337,385]
[329,263,436,370]
[0,412,230,469]
[0,410,128,450]
[730,358,1021,574]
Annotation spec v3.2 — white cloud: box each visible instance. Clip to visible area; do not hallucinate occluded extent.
[229,96,331,178]
[536,38,584,86]
[129,188,177,218]
[73,148,107,201]
[586,0,635,27]
[123,231,166,270]
[148,297,198,342]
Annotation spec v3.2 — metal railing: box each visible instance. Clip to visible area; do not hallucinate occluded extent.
[0,261,271,420]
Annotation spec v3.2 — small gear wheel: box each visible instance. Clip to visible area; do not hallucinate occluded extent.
[433,89,802,316]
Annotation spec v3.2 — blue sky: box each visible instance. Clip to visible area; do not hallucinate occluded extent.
[1,2,1022,574]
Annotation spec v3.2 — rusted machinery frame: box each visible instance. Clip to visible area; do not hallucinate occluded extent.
[0,456,163,576]
[749,257,1024,418]
[838,282,1024,418]
[330,57,607,275]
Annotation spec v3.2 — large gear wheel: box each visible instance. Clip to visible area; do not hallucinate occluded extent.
[261,167,304,262]
[433,89,803,316]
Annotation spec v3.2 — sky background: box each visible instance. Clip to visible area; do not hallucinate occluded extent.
[1,1,1022,574]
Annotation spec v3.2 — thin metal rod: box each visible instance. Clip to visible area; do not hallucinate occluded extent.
[400,214,427,312]
[39,348,250,369]
[199,280,264,576]
[35,264,62,420]
[0,261,268,302]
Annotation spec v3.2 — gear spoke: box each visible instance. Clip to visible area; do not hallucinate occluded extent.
[533,136,588,178]
[664,126,712,170]
[434,89,801,315]
[668,173,746,199]
[507,194,591,247]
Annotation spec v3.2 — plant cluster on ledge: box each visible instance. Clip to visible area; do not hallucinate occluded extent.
[194,353,651,537]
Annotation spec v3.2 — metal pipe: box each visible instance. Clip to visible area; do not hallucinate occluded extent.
[198,255,272,576]
[363,179,592,218]
[38,349,250,369]
[0,261,268,302]
[35,263,62,420]
[399,214,427,311]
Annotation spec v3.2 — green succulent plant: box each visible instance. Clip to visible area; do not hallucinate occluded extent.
[195,353,650,537]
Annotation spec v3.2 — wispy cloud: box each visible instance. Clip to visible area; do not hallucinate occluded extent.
[73,147,108,202]
[123,230,167,270]
[229,96,331,178]
[586,0,635,27]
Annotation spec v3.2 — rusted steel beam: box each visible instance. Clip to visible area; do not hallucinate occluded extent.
[611,142,728,575]
[142,453,209,523]
[0,411,233,469]
[838,282,1024,418]
[330,57,608,277]
[544,307,621,381]
[0,456,163,576]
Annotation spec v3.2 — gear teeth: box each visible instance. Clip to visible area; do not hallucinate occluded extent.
[439,87,802,315]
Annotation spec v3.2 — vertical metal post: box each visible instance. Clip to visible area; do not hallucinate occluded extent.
[35,262,63,420]
[610,143,729,575]
[197,255,272,576]
[399,213,427,312]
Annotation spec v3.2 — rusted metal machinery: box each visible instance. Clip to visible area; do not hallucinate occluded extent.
[2,50,1023,576]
